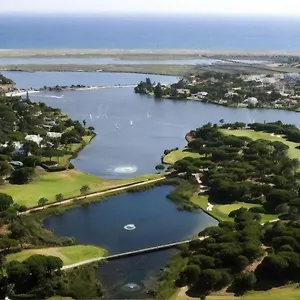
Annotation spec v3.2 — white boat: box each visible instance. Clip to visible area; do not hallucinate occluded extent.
[89,114,93,120]
[130,120,133,126]
[116,122,119,130]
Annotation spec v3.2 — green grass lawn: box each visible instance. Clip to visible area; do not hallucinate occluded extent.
[190,194,278,223]
[220,129,300,160]
[0,168,164,207]
[6,245,106,266]
[163,149,200,164]
[173,284,300,300]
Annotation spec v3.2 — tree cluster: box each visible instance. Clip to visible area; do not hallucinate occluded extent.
[173,122,300,216]
[0,93,93,182]
[178,209,262,296]
[257,221,300,286]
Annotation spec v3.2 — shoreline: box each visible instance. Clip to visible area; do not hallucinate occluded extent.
[22,176,167,214]
[5,84,137,97]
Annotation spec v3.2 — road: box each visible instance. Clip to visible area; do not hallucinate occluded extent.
[21,176,166,214]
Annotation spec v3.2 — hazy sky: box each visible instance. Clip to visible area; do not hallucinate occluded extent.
[2,0,300,15]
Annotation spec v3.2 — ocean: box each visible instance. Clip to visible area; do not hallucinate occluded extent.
[0,14,300,50]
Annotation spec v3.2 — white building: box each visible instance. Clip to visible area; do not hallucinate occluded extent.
[25,134,43,145]
[47,132,62,138]
[193,91,208,99]
[244,97,259,105]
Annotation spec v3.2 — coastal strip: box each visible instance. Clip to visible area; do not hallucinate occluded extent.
[1,49,300,58]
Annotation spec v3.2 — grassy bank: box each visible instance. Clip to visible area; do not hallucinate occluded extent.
[190,194,278,223]
[163,149,200,165]
[0,169,164,207]
[6,245,106,266]
[173,284,300,300]
[220,129,300,160]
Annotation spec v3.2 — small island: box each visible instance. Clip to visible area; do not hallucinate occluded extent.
[134,72,300,112]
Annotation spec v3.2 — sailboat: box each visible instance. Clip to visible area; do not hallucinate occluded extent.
[147,112,150,119]
[116,122,119,130]
[130,120,133,126]
[89,114,93,121]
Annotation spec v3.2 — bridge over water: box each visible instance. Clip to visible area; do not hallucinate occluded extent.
[62,237,206,270]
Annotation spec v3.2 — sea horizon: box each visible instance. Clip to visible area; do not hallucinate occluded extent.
[1,14,300,51]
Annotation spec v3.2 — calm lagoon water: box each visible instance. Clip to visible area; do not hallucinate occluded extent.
[4,71,300,179]
[2,71,178,89]
[44,186,218,298]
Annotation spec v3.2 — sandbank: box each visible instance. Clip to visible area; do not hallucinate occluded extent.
[0,49,300,59]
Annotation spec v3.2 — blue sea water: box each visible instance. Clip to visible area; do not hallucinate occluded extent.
[1,14,300,50]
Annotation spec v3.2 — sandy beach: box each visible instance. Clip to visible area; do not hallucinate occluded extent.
[1,49,300,59]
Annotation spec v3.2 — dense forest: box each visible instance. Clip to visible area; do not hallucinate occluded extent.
[178,210,300,298]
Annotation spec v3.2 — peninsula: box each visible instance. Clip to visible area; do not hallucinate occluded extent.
[135,72,300,112]
[154,121,300,299]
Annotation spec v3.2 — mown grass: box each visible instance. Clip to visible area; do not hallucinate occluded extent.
[190,195,278,223]
[220,129,300,161]
[163,149,201,165]
[6,245,106,266]
[173,284,300,300]
[0,169,164,207]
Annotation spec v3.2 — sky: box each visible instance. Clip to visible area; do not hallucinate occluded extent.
[2,0,300,15]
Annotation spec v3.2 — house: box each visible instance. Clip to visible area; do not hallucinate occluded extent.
[194,91,208,99]
[44,117,56,126]
[25,134,43,145]
[224,91,238,98]
[244,97,259,105]
[47,132,62,138]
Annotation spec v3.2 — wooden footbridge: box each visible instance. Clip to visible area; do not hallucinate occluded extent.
[62,237,206,270]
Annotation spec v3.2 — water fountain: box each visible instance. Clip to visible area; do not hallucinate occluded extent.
[113,165,137,174]
[124,224,136,230]
[121,283,141,292]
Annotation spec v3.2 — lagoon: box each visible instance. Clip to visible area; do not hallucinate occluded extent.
[44,186,218,298]
[3,71,300,179]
